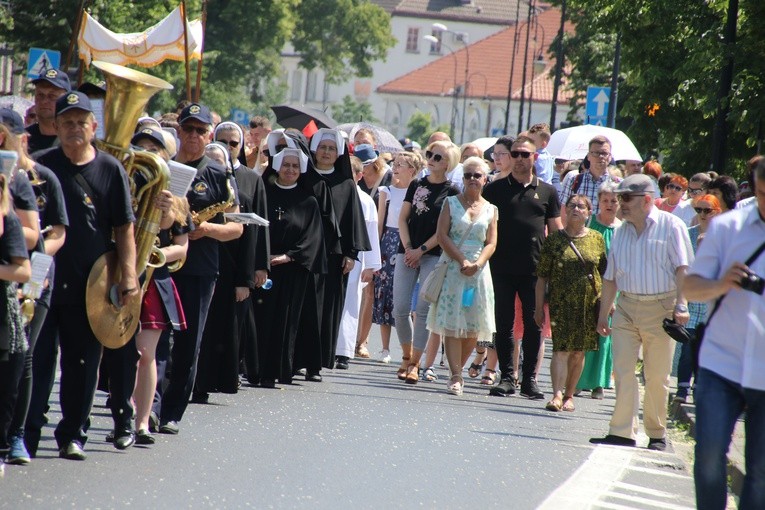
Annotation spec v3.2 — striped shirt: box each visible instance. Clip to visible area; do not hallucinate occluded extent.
[559,169,621,214]
[604,206,693,294]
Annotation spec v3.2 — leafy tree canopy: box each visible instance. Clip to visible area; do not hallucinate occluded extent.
[330,95,377,124]
[406,111,450,147]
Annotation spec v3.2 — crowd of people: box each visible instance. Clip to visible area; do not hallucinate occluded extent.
[0,66,763,509]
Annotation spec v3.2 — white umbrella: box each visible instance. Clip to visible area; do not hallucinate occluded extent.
[548,125,642,162]
[469,137,498,152]
[336,122,403,154]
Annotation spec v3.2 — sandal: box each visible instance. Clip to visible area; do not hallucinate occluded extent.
[424,366,438,382]
[468,349,487,378]
[545,399,563,412]
[561,397,575,412]
[480,369,497,385]
[396,356,410,381]
[447,375,464,396]
[355,345,371,359]
[404,363,420,385]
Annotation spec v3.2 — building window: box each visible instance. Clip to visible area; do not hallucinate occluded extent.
[290,70,303,102]
[306,71,318,102]
[405,27,419,53]
[429,29,442,54]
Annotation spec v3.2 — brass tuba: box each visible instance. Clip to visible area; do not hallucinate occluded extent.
[85,60,173,349]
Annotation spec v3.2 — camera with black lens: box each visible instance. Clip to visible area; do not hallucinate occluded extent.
[740,270,765,295]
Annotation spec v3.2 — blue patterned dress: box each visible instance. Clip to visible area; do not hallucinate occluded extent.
[426,196,497,341]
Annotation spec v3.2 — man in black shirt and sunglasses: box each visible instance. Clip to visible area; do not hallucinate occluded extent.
[482,135,562,399]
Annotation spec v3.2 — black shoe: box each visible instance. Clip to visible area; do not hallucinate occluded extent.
[191,391,209,404]
[105,430,115,443]
[158,421,179,435]
[135,429,155,445]
[278,377,293,385]
[114,431,135,450]
[148,412,159,433]
[520,378,545,400]
[306,372,322,382]
[260,379,276,388]
[489,379,516,397]
[335,356,350,370]
[59,440,87,461]
[589,434,636,447]
[647,438,668,451]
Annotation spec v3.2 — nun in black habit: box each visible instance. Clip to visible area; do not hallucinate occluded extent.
[194,136,270,399]
[254,148,326,388]
[306,128,371,369]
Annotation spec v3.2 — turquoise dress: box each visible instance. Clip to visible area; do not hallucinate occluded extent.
[577,215,618,390]
[426,196,497,342]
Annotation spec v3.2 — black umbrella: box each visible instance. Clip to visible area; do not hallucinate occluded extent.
[270,104,337,131]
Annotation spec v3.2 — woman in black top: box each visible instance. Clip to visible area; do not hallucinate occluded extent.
[393,140,460,384]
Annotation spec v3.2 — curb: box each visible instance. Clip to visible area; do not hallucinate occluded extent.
[672,399,746,500]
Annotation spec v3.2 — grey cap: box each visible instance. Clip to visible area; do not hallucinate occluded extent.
[614,174,655,197]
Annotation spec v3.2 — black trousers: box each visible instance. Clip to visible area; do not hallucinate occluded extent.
[318,254,349,368]
[24,309,59,456]
[159,274,215,424]
[492,273,541,382]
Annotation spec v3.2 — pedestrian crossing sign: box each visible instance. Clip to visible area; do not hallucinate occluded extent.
[27,48,62,80]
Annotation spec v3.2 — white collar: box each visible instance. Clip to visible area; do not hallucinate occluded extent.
[275,182,297,190]
[315,168,334,175]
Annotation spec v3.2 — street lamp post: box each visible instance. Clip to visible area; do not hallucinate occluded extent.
[526,20,546,130]
[430,23,470,143]
[468,72,490,136]
[424,34,460,138]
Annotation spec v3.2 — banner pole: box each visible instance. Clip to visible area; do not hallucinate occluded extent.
[65,0,89,70]
[181,0,192,101]
[193,0,208,103]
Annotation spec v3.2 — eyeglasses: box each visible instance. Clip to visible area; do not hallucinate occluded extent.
[510,151,532,159]
[665,184,685,192]
[688,187,704,196]
[694,207,715,215]
[181,124,209,136]
[617,193,646,203]
[491,151,510,161]
[217,139,239,148]
[425,151,443,162]
[463,172,484,180]
[589,150,611,158]
[567,203,589,211]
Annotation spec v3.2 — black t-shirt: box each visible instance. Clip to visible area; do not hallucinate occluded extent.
[0,212,29,264]
[28,164,69,307]
[482,173,561,275]
[9,170,37,213]
[37,148,135,305]
[26,124,58,155]
[399,177,459,256]
[174,156,238,277]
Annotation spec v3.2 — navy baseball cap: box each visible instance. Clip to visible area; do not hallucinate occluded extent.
[0,108,26,135]
[31,68,71,91]
[55,91,94,116]
[131,127,167,150]
[178,103,213,125]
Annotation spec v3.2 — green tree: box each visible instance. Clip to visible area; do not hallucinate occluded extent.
[551,0,765,177]
[406,111,450,147]
[330,95,377,124]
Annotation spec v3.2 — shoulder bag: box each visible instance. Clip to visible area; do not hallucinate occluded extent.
[561,230,601,328]
[419,202,479,305]
[692,239,765,370]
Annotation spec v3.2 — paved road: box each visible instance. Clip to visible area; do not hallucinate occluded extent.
[2,338,697,509]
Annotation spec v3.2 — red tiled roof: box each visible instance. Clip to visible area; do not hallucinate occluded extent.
[377,6,576,105]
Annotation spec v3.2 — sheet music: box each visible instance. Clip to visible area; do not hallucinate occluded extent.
[23,252,53,299]
[91,99,105,140]
[223,212,269,227]
[167,161,197,197]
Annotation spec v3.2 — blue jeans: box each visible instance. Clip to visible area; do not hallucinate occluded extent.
[695,368,765,510]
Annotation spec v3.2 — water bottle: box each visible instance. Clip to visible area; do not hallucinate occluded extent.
[462,286,475,307]
[262,279,273,290]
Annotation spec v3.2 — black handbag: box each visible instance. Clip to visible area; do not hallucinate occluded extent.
[692,239,765,370]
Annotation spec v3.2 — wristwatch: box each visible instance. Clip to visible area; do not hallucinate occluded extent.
[420,245,428,252]
[674,304,688,313]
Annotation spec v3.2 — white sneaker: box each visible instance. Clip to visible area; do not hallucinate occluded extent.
[378,349,391,364]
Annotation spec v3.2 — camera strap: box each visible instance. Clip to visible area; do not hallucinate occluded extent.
[705,238,765,326]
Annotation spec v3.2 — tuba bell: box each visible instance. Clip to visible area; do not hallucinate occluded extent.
[85,60,173,349]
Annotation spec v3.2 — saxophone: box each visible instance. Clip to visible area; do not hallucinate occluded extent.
[167,177,235,272]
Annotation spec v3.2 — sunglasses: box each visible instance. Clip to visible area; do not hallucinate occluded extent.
[425,151,443,162]
[567,203,589,211]
[463,172,484,180]
[665,184,685,192]
[694,207,715,215]
[181,124,209,136]
[688,187,705,195]
[617,193,646,203]
[217,139,239,148]
[510,151,532,159]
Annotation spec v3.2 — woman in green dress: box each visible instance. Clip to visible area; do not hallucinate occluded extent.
[576,183,621,399]
[535,194,607,412]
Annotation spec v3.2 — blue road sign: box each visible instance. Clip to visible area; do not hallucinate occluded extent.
[27,48,62,79]
[586,86,610,125]
[230,108,249,125]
